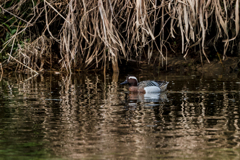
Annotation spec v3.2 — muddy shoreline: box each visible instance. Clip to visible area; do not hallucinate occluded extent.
[153,56,239,75]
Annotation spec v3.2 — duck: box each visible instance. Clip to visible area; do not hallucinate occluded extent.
[120,76,169,93]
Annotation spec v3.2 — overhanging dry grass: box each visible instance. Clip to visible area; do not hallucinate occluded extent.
[0,0,239,72]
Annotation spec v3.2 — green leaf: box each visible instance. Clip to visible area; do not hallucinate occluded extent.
[5,32,10,41]
[11,29,17,35]
[2,23,10,31]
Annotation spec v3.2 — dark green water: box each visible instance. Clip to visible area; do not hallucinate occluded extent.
[0,72,240,159]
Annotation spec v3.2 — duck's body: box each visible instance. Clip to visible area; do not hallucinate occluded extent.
[120,76,169,93]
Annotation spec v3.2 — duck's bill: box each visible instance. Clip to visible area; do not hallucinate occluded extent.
[120,80,128,85]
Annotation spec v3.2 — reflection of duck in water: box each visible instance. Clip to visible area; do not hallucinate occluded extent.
[123,92,168,110]
[120,76,169,93]
[129,92,168,103]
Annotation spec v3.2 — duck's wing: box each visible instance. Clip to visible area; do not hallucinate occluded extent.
[138,80,163,87]
[138,80,169,91]
[138,80,156,89]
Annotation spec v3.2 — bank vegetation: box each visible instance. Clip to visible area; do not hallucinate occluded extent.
[0,0,239,73]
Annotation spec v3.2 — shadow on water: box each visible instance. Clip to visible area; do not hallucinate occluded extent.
[0,71,240,159]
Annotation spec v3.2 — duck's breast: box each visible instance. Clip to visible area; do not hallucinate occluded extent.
[129,86,139,92]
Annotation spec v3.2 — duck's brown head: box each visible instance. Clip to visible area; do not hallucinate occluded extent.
[120,76,138,86]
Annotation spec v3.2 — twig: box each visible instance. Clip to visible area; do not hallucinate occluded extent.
[0,63,3,75]
[0,63,3,82]
[7,53,39,74]
[20,72,39,84]
[0,6,29,23]
[44,0,70,24]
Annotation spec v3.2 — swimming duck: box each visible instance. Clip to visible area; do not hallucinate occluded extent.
[120,76,169,93]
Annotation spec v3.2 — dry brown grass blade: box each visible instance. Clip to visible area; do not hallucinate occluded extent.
[183,3,189,44]
[0,63,3,81]
[44,0,60,42]
[199,0,210,63]
[177,4,184,54]
[223,0,239,42]
[235,0,239,37]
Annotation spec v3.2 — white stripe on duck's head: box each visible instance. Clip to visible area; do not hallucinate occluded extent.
[120,76,138,86]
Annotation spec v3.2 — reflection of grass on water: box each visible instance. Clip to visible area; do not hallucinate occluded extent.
[152,147,240,160]
[201,147,240,160]
[1,73,240,159]
[0,140,56,160]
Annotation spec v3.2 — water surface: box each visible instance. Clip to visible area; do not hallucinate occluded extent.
[0,72,240,159]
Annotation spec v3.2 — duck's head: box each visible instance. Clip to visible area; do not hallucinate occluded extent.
[120,76,138,86]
